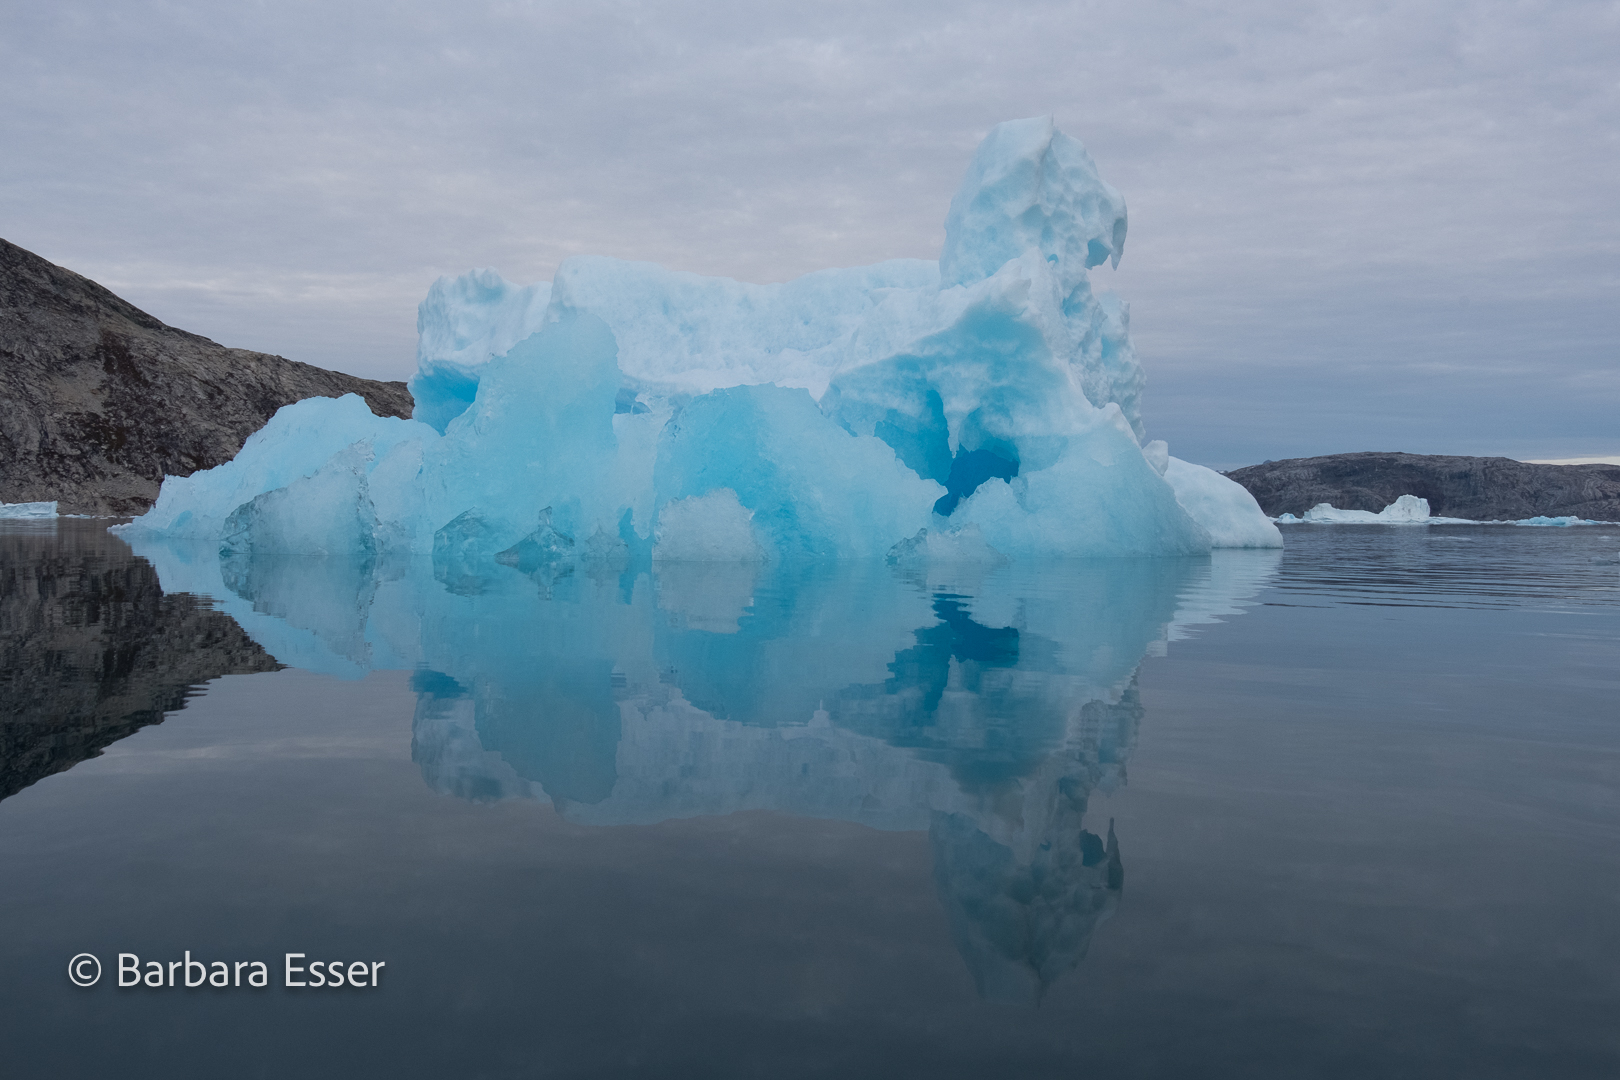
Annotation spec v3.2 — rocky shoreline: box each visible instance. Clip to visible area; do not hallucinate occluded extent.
[1227,452,1620,522]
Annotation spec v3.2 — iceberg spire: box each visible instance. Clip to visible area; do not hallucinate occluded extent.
[940,116,1129,294]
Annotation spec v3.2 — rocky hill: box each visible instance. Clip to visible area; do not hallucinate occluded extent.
[0,237,413,516]
[1227,452,1620,521]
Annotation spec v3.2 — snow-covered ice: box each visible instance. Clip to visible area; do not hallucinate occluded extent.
[1274,495,1615,527]
[120,117,1279,561]
[0,501,57,519]
[1281,494,1439,524]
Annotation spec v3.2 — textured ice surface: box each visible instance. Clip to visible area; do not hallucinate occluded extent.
[1164,457,1290,547]
[122,117,1279,560]
[410,270,551,433]
[0,501,57,519]
[1295,494,1435,523]
[124,395,433,552]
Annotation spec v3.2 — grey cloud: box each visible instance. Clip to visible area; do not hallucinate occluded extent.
[2,0,1615,464]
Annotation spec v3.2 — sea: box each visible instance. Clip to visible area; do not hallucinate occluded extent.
[1,518,1616,1078]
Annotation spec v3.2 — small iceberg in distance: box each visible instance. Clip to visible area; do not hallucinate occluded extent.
[0,501,57,520]
[1513,515,1606,527]
[1282,494,1440,524]
[1275,494,1617,527]
[117,117,1279,561]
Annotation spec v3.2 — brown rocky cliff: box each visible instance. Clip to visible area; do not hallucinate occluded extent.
[0,237,414,516]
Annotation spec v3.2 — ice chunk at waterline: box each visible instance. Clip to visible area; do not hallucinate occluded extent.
[0,501,57,519]
[1276,495,1453,524]
[119,117,1279,560]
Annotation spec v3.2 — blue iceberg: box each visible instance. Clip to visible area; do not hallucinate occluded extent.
[121,117,1279,560]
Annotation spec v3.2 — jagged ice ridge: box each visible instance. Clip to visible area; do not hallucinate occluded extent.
[120,118,1281,560]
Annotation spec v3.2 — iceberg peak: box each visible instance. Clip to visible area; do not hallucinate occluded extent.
[940,116,1129,296]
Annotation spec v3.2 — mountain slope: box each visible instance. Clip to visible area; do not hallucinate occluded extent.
[0,238,413,515]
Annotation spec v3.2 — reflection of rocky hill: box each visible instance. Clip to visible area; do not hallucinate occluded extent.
[0,522,280,801]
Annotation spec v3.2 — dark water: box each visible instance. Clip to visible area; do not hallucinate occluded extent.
[1,519,1616,1078]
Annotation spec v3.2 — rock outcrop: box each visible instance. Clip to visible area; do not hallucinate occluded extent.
[1227,452,1620,521]
[0,237,413,516]
[0,520,281,802]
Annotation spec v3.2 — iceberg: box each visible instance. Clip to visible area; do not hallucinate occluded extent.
[120,117,1280,561]
[1273,495,1611,527]
[409,269,552,434]
[1284,494,1437,524]
[0,501,58,520]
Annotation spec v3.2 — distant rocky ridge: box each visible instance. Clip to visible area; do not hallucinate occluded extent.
[1227,452,1620,521]
[0,521,281,802]
[0,237,413,516]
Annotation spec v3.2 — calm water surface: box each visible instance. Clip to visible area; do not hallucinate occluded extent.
[1,520,1616,1078]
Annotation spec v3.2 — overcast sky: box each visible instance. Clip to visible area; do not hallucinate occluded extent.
[3,0,1615,468]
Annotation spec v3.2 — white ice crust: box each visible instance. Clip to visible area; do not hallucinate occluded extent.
[121,117,1280,560]
[0,501,58,519]
[1274,495,1611,527]
[1294,494,1438,524]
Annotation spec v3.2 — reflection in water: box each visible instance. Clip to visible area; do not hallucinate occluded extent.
[123,536,1279,1002]
[0,522,281,801]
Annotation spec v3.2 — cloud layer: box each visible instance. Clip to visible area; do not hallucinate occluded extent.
[4,0,1615,466]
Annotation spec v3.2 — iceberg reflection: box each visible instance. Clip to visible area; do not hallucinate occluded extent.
[129,539,1279,1001]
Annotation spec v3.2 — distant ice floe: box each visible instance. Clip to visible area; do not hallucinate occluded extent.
[1275,495,1615,527]
[0,501,57,520]
[1511,516,1608,527]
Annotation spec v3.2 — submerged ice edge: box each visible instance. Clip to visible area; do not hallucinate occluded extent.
[118,117,1280,562]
